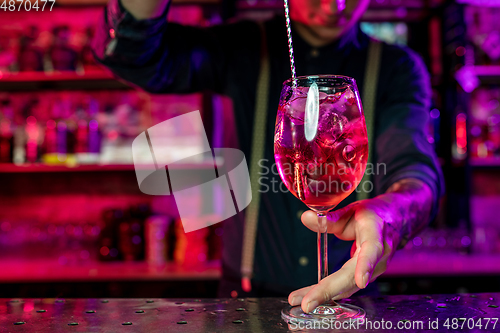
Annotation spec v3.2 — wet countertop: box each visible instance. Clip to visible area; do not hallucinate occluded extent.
[0,294,499,332]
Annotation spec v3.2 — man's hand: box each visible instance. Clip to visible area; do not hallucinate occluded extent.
[288,178,433,313]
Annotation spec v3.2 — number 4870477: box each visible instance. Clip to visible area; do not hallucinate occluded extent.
[443,318,498,330]
[1,0,56,11]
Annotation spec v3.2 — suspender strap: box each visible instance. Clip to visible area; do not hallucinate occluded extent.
[357,40,382,201]
[241,22,270,291]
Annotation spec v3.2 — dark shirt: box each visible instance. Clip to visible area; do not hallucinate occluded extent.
[93,0,444,296]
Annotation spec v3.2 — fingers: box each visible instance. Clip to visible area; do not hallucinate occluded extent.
[353,210,384,289]
[350,241,357,257]
[300,258,359,313]
[298,254,391,314]
[290,238,390,314]
[369,232,397,281]
[297,199,393,312]
[354,237,383,289]
[300,210,319,232]
[288,285,314,306]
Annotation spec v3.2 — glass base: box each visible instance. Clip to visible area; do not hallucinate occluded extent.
[281,301,365,324]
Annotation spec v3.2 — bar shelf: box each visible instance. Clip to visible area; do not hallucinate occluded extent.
[469,157,500,167]
[384,252,500,277]
[0,260,221,283]
[0,70,130,91]
[473,65,500,78]
[0,163,218,173]
[0,71,114,82]
[56,0,220,4]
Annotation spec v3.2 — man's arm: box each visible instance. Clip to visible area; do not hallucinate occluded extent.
[373,46,444,219]
[384,178,433,250]
[92,0,261,95]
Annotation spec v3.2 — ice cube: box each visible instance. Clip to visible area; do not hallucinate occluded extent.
[286,96,307,125]
[318,91,328,102]
[321,89,356,114]
[290,86,327,101]
[342,144,356,162]
[316,112,348,148]
[291,86,309,98]
[343,118,367,143]
[330,113,348,141]
[332,97,347,113]
[342,87,356,102]
[318,92,342,113]
[290,114,305,125]
[310,140,327,163]
[339,87,360,117]
[316,130,336,148]
[289,94,307,108]
[327,92,343,103]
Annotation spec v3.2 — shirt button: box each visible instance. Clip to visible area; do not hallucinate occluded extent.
[299,256,309,266]
[297,210,304,220]
[311,49,319,57]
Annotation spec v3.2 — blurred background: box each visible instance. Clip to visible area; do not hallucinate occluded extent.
[0,0,500,298]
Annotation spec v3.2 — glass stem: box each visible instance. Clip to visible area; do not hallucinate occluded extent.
[317,212,339,308]
[317,213,328,282]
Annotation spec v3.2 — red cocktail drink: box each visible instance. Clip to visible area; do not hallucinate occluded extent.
[274,86,368,212]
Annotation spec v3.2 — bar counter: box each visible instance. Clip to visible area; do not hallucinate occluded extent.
[1,293,499,332]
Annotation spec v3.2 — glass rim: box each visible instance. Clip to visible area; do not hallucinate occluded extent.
[283,74,356,86]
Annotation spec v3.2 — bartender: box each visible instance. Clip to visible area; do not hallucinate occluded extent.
[93,0,443,313]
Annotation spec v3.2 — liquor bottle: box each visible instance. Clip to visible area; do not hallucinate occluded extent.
[87,97,101,162]
[0,33,17,73]
[42,97,64,164]
[25,115,40,163]
[74,96,88,156]
[0,119,13,163]
[49,26,78,72]
[65,116,77,156]
[18,26,44,72]
[206,224,223,261]
[43,119,57,156]
[145,215,171,265]
[75,119,88,155]
[0,99,14,163]
[12,124,26,165]
[56,120,67,156]
[118,205,149,261]
[80,27,100,73]
[173,219,209,267]
[98,209,122,261]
